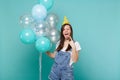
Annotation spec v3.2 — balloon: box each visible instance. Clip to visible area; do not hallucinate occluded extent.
[35,37,51,53]
[49,35,60,43]
[32,4,47,21]
[20,29,36,44]
[19,14,34,27]
[40,0,54,10]
[47,28,60,43]
[32,21,49,38]
[46,13,59,28]
[49,42,56,52]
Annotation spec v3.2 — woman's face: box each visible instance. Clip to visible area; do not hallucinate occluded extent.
[62,25,71,40]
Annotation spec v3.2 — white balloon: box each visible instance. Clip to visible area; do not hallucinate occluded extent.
[32,4,47,21]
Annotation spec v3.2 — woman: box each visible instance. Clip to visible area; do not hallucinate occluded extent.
[46,16,81,80]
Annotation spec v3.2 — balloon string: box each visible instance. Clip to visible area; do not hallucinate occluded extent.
[39,53,42,80]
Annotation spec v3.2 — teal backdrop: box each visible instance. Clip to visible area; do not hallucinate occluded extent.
[0,0,120,80]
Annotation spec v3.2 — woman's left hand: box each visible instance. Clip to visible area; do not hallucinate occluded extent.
[68,36,76,48]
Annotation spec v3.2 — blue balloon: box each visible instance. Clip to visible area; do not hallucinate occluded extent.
[35,37,51,53]
[32,4,47,21]
[40,0,54,10]
[20,29,36,44]
[48,42,56,52]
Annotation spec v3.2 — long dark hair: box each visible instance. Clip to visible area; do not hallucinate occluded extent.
[56,23,73,51]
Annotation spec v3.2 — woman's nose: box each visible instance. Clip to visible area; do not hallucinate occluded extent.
[65,30,68,31]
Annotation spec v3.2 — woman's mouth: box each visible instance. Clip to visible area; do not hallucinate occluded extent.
[64,33,68,36]
[64,33,69,38]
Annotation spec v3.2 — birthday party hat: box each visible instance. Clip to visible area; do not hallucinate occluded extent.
[62,16,70,25]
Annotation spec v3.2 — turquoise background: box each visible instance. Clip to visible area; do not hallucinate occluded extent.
[0,0,120,80]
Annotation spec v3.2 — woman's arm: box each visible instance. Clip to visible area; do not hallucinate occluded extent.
[69,36,80,63]
[46,51,56,58]
[71,47,79,63]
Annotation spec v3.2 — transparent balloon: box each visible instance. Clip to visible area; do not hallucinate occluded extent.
[19,14,34,27]
[32,21,49,38]
[47,28,60,43]
[46,13,59,28]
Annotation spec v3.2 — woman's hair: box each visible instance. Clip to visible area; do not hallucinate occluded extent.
[56,23,73,51]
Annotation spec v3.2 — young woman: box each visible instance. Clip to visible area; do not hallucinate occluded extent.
[46,17,81,80]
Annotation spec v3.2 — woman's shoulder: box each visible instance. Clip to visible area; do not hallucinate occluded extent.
[74,41,80,45]
[74,41,82,51]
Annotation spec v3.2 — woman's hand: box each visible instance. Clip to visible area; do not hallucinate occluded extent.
[46,51,56,58]
[68,36,79,63]
[68,36,75,49]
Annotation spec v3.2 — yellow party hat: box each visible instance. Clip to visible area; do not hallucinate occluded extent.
[62,16,70,25]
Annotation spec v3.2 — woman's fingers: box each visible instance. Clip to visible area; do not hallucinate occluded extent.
[69,36,72,41]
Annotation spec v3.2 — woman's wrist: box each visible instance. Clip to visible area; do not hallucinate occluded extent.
[72,46,76,50]
[71,43,76,49]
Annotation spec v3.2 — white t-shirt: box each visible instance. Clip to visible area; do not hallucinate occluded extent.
[55,41,81,66]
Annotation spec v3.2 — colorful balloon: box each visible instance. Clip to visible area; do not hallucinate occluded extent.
[35,37,51,52]
[20,29,36,44]
[48,42,56,52]
[40,0,54,10]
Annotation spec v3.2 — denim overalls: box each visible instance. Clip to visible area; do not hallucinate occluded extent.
[49,50,74,80]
